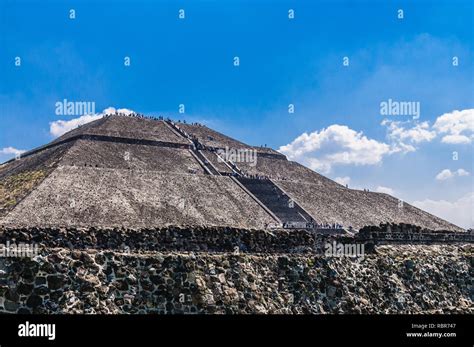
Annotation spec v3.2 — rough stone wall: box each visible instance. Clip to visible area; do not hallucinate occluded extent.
[60,140,204,174]
[0,244,471,314]
[279,180,462,231]
[1,168,275,229]
[0,143,72,218]
[53,116,188,145]
[0,227,318,253]
[179,123,249,150]
[238,157,340,187]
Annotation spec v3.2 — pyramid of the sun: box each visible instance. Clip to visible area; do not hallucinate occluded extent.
[0,114,462,231]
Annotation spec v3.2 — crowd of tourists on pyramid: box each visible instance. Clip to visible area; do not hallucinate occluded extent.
[238,169,292,181]
[103,111,289,182]
[104,110,162,121]
[280,221,345,230]
[240,172,271,180]
[104,110,206,128]
[315,222,344,229]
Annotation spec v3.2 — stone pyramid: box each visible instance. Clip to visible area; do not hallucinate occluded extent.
[0,114,462,231]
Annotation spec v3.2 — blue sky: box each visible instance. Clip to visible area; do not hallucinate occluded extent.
[0,0,473,227]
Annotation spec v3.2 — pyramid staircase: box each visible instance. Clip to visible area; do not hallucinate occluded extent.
[165,120,316,227]
[236,177,313,225]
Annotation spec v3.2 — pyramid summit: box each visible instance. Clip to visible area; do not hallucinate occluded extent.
[0,113,462,232]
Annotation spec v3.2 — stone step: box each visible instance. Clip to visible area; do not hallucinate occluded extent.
[236,177,314,223]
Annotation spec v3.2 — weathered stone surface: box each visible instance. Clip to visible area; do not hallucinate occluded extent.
[0,115,468,315]
[0,115,462,231]
[0,244,470,314]
[47,275,64,290]
[16,282,34,295]
[26,294,42,308]
[4,300,19,312]
[0,225,466,257]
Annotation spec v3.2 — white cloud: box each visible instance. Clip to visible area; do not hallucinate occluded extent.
[102,107,135,116]
[457,168,470,176]
[439,134,471,144]
[433,109,474,144]
[381,108,474,149]
[435,168,470,181]
[382,119,436,145]
[50,114,103,137]
[435,169,454,181]
[49,107,136,138]
[0,147,26,162]
[412,192,474,229]
[279,125,391,173]
[0,147,26,156]
[375,186,395,195]
[334,176,351,186]
[388,141,416,154]
[280,109,473,175]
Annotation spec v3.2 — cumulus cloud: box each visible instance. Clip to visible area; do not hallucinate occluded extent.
[279,109,473,174]
[375,186,395,195]
[50,107,136,138]
[435,169,453,181]
[279,125,391,173]
[102,107,135,116]
[433,109,474,144]
[280,109,473,173]
[412,192,474,229]
[382,119,436,146]
[435,168,470,181]
[381,108,474,149]
[50,114,104,137]
[387,141,416,154]
[457,169,470,176]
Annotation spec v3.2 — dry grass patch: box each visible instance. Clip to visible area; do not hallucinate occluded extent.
[0,170,46,216]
